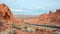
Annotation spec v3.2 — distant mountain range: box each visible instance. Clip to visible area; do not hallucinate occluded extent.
[14,14,38,19]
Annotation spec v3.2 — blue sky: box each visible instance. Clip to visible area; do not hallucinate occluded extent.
[0,0,60,15]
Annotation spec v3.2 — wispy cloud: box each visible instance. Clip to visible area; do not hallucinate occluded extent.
[10,9,32,12]
[11,9,23,12]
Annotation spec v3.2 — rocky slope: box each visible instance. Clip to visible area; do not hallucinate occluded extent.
[0,3,17,32]
[24,9,60,26]
[0,4,16,23]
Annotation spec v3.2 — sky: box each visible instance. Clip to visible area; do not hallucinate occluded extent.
[0,0,60,15]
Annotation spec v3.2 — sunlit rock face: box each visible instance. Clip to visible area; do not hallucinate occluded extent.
[0,4,24,34]
[54,9,60,23]
[0,4,16,23]
[38,14,51,24]
[49,9,60,23]
[0,4,16,32]
[24,9,60,25]
[38,9,60,24]
[24,14,51,24]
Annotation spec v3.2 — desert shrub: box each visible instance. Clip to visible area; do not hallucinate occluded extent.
[0,29,16,34]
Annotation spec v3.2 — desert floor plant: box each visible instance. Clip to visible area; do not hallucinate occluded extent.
[0,29,16,34]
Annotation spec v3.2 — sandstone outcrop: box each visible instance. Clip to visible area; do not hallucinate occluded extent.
[24,9,60,26]
[0,4,16,23]
[0,4,17,32]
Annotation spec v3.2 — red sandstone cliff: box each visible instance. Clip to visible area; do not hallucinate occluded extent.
[0,4,16,23]
[24,9,60,26]
[0,4,17,32]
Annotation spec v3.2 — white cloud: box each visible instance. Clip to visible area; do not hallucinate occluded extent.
[11,9,23,12]
[10,9,32,12]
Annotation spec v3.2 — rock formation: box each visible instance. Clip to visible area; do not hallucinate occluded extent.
[0,4,16,23]
[24,9,60,26]
[49,9,60,23]
[0,4,17,32]
[38,9,60,24]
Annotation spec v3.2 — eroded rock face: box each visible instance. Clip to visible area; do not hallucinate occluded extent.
[54,9,60,23]
[0,4,16,32]
[49,9,60,23]
[38,9,60,24]
[0,4,16,23]
[24,9,60,25]
[38,14,51,24]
